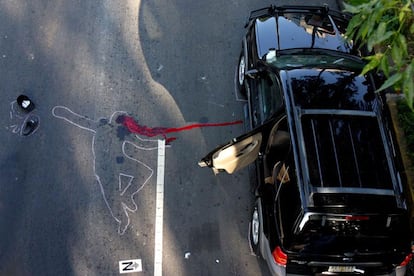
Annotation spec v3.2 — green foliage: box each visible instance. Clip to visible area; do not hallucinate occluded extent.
[344,0,414,109]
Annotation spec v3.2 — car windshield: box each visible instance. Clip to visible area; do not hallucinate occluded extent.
[264,49,364,71]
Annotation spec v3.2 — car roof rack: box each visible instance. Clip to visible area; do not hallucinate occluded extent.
[273,5,329,14]
[248,5,350,24]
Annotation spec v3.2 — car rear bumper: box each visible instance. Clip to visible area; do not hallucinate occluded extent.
[257,200,408,276]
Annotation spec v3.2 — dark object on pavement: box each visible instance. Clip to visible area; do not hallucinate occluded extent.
[17,94,35,112]
[22,115,39,136]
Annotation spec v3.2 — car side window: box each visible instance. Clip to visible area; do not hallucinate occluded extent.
[264,117,300,244]
[258,73,283,122]
[265,117,290,170]
[274,156,301,245]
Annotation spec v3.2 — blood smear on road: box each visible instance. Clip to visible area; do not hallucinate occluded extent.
[119,115,242,144]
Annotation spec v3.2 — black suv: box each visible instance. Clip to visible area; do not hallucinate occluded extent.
[199,5,412,276]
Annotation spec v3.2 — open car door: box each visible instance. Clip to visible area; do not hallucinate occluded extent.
[198,129,264,175]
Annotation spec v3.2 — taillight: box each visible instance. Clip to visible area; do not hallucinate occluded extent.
[345,215,369,221]
[272,246,287,266]
[399,253,412,267]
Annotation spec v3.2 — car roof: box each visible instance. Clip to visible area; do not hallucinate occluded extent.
[280,68,407,212]
[253,5,353,59]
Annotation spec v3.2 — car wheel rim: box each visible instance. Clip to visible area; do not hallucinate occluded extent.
[251,208,259,245]
[238,56,245,86]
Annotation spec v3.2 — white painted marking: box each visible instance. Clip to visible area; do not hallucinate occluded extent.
[154,139,165,276]
[119,259,142,274]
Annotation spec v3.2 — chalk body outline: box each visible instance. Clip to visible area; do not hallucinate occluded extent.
[52,105,157,235]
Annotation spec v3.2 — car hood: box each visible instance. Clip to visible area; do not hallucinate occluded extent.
[255,13,352,59]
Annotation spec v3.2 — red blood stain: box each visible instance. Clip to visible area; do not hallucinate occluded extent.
[119,115,242,144]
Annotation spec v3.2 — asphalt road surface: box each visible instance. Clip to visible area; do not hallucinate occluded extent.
[0,0,341,275]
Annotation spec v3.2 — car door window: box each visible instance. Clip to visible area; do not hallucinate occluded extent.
[262,118,300,245]
[265,116,290,171]
[274,157,301,246]
[258,73,283,123]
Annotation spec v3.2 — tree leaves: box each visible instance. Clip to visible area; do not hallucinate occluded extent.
[361,54,383,75]
[391,42,403,67]
[377,73,402,93]
[345,0,414,109]
[397,34,408,56]
[403,61,414,107]
[367,23,394,52]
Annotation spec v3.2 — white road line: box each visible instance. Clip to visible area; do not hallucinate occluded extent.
[154,139,165,276]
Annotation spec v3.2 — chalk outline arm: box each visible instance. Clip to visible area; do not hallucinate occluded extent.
[52,105,97,133]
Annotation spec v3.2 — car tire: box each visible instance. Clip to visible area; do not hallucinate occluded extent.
[249,201,261,256]
[236,52,247,96]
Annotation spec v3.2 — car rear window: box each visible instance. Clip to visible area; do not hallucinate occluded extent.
[301,114,393,190]
[283,12,334,34]
[277,13,348,52]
